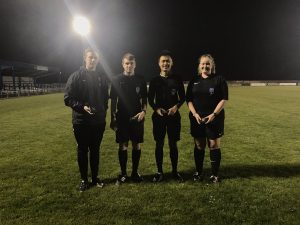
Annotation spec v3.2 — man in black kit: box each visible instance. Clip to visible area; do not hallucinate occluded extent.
[110,53,147,184]
[186,54,228,183]
[64,48,109,192]
[148,50,185,182]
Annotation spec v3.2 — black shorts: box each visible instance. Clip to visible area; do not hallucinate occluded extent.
[116,114,144,143]
[189,112,224,140]
[152,111,181,141]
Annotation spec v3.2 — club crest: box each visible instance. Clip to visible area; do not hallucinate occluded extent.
[209,88,214,95]
[171,88,177,95]
[136,86,140,94]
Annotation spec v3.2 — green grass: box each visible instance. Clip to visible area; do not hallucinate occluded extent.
[0,86,300,225]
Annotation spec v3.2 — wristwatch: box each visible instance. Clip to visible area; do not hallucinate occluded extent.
[213,112,217,117]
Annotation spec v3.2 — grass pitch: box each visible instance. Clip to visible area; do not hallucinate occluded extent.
[0,86,300,225]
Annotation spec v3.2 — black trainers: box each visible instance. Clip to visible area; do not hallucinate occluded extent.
[172,172,184,182]
[91,178,104,188]
[79,180,89,192]
[152,172,164,183]
[115,174,128,185]
[209,175,221,183]
[131,173,143,183]
[193,172,204,182]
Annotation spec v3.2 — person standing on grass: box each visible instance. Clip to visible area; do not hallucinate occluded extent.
[110,53,147,185]
[148,50,185,183]
[186,54,228,183]
[64,48,109,192]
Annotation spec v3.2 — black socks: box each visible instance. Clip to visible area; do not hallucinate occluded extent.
[169,141,178,173]
[132,149,141,174]
[119,148,142,175]
[194,146,205,174]
[210,148,221,176]
[194,147,221,176]
[118,149,128,175]
[155,141,164,173]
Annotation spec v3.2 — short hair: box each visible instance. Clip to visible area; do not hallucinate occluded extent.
[198,54,216,74]
[83,48,99,66]
[122,53,135,63]
[158,50,173,65]
[158,50,172,59]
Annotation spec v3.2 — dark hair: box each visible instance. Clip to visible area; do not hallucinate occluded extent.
[158,50,172,59]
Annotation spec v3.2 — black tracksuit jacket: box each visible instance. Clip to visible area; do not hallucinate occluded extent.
[64,67,109,125]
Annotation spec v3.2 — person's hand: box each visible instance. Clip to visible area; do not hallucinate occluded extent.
[193,112,202,124]
[167,105,178,116]
[84,106,94,115]
[203,113,216,124]
[156,108,167,116]
[110,118,118,131]
[133,111,146,122]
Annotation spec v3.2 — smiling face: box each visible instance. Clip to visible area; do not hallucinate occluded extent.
[159,55,173,74]
[199,56,212,75]
[198,54,215,76]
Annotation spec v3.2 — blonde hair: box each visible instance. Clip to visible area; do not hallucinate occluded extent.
[198,54,216,75]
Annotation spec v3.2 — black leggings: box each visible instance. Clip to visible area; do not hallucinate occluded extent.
[73,124,105,181]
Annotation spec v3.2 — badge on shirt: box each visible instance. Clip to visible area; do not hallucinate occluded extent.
[171,88,177,95]
[136,86,140,94]
[209,88,214,95]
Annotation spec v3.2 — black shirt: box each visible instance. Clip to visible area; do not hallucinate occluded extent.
[186,74,228,116]
[110,74,147,117]
[148,74,185,111]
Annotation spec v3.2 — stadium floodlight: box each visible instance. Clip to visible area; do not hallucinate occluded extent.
[72,16,91,36]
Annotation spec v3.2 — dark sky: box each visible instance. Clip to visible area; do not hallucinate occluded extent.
[1,0,300,81]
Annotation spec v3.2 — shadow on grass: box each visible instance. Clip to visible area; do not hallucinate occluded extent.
[102,172,195,184]
[220,163,300,179]
[102,164,300,184]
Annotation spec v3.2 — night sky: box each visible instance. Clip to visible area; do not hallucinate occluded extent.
[1,0,300,81]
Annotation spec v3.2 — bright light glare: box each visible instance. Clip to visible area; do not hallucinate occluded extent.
[73,16,90,36]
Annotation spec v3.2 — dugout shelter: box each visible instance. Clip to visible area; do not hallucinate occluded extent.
[0,59,62,98]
